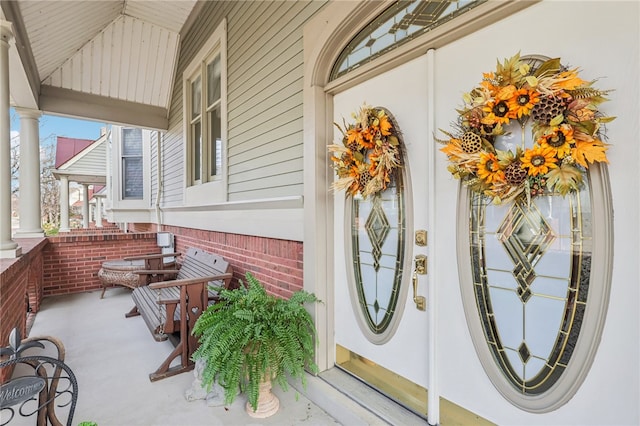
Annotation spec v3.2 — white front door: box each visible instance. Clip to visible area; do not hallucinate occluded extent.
[333,54,432,417]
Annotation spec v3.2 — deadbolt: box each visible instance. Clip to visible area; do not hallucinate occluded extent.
[415,230,427,246]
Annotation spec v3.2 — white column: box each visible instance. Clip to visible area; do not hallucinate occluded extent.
[0,21,21,258]
[59,175,70,232]
[95,196,103,227]
[81,184,89,228]
[15,108,44,238]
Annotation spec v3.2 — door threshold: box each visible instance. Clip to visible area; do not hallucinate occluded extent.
[292,367,429,426]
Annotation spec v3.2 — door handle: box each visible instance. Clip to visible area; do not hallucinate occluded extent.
[412,273,426,311]
[412,255,426,311]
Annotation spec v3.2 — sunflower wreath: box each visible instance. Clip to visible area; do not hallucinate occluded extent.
[438,53,615,204]
[329,105,401,198]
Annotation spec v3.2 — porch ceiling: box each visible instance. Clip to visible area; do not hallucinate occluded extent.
[1,0,200,130]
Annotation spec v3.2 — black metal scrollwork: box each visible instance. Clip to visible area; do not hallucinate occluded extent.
[0,328,78,426]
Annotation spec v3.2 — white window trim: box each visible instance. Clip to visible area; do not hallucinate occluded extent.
[183,18,227,205]
[110,125,151,210]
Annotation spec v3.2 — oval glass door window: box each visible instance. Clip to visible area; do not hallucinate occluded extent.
[345,109,408,344]
[350,177,405,340]
[458,147,613,413]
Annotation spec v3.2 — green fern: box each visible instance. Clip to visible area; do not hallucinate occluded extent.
[192,272,320,412]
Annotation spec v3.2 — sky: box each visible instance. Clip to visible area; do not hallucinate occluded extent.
[10,107,107,147]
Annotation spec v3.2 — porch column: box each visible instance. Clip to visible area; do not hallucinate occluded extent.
[15,108,44,238]
[59,175,70,232]
[81,184,89,228]
[95,195,103,227]
[0,21,21,258]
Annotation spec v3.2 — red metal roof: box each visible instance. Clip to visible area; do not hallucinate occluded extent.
[55,136,95,168]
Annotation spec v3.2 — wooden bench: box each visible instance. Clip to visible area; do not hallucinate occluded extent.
[124,247,234,381]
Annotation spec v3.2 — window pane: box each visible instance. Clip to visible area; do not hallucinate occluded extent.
[191,76,201,119]
[122,128,142,156]
[351,175,405,335]
[193,120,201,181]
[122,157,143,199]
[207,54,221,107]
[121,128,143,199]
[208,105,222,176]
[331,0,486,80]
[470,188,592,395]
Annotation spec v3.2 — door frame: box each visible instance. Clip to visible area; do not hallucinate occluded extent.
[302,1,539,423]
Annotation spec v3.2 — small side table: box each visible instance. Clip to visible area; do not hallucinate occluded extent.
[98,259,145,298]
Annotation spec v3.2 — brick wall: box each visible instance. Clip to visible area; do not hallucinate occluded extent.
[43,233,159,296]
[0,238,47,380]
[153,225,304,299]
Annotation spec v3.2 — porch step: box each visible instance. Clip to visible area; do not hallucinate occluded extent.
[293,367,428,426]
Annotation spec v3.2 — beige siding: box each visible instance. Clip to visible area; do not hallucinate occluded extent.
[163,0,327,205]
[65,143,107,175]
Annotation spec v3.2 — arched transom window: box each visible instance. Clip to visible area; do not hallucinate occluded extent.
[330,0,486,80]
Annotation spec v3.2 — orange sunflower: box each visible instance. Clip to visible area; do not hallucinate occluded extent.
[537,124,574,159]
[482,85,516,126]
[477,152,505,184]
[346,127,370,149]
[509,88,539,118]
[378,114,393,136]
[521,145,558,176]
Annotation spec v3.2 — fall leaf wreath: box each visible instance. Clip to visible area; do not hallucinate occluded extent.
[438,53,614,204]
[329,105,401,198]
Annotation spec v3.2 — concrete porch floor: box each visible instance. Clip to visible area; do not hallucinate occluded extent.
[24,288,344,426]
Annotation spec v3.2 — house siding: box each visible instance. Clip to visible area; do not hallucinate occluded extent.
[163,0,326,205]
[65,142,106,175]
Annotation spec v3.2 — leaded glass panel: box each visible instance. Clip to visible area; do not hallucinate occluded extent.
[330,0,486,80]
[470,183,592,394]
[351,173,405,334]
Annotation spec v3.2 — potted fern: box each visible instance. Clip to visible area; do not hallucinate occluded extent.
[191,272,319,417]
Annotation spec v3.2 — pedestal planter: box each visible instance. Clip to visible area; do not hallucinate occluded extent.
[246,377,280,418]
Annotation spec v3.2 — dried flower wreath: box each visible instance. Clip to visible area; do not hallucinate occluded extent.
[439,53,614,204]
[329,105,401,198]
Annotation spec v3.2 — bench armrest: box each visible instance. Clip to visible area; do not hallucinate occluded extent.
[124,252,181,261]
[148,273,233,289]
[134,269,180,276]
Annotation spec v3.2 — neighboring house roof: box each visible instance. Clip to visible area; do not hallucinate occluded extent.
[55,137,94,168]
[92,185,106,196]
[53,132,109,185]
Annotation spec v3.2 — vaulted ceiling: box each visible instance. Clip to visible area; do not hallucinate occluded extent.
[1,0,200,130]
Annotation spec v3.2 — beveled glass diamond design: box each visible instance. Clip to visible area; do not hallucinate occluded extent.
[518,341,531,363]
[498,200,556,303]
[365,195,390,272]
[517,287,533,303]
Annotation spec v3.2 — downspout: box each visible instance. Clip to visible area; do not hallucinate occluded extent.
[155,131,163,230]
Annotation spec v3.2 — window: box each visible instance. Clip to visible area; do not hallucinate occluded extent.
[330,0,486,80]
[185,20,226,188]
[121,128,143,199]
